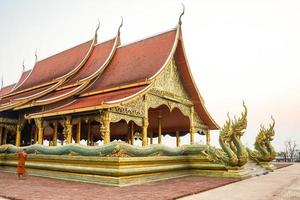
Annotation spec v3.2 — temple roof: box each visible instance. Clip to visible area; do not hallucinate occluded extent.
[15,40,94,92]
[84,30,177,93]
[0,24,219,130]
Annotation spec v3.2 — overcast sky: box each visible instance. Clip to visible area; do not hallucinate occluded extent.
[0,0,299,151]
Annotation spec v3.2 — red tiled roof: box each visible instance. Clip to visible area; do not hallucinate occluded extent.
[21,38,117,107]
[35,86,77,101]
[84,30,177,93]
[66,39,116,84]
[15,40,93,91]
[0,84,15,98]
[0,84,54,105]
[13,69,32,91]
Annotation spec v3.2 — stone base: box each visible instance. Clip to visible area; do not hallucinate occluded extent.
[0,154,254,186]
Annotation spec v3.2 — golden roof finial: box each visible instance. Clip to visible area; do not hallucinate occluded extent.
[179,3,185,25]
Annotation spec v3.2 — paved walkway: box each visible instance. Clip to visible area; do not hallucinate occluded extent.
[0,172,236,200]
[179,163,300,200]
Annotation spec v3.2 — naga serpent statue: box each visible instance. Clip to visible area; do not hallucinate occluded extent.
[248,116,276,162]
[210,102,248,167]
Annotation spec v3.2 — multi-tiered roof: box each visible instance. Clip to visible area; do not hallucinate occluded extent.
[0,21,218,129]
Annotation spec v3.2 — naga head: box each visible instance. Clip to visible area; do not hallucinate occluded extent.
[256,124,267,145]
[265,116,275,141]
[220,113,233,143]
[231,101,248,137]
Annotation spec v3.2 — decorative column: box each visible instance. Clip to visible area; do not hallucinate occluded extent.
[142,118,148,146]
[176,130,180,147]
[158,111,162,144]
[52,122,58,146]
[35,118,44,145]
[76,120,81,144]
[142,95,148,146]
[100,109,111,144]
[206,129,211,145]
[15,124,21,147]
[190,107,195,145]
[130,121,134,145]
[0,127,3,145]
[65,116,72,144]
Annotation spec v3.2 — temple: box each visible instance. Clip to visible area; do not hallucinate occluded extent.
[0,11,276,186]
[0,18,218,149]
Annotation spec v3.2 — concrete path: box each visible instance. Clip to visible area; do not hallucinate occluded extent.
[179,163,300,200]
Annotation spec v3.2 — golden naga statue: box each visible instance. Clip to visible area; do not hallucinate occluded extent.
[218,102,248,167]
[248,117,276,163]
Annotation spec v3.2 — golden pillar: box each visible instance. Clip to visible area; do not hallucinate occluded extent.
[190,107,195,145]
[65,116,72,144]
[142,94,149,146]
[15,124,21,147]
[158,112,162,144]
[35,118,44,145]
[0,126,3,145]
[100,110,110,144]
[206,129,211,145]
[52,122,58,146]
[130,121,134,145]
[176,131,180,147]
[76,120,81,144]
[142,118,148,146]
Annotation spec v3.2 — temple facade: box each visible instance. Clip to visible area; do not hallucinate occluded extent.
[0,20,218,149]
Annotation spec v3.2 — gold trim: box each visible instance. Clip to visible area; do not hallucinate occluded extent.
[80,80,151,97]
[57,82,81,91]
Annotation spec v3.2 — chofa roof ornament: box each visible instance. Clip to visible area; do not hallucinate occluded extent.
[118,16,123,35]
[178,3,185,25]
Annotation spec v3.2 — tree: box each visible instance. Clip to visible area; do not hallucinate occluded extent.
[277,151,287,162]
[284,139,297,162]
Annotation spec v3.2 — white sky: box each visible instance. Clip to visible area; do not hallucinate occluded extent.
[0,0,299,151]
